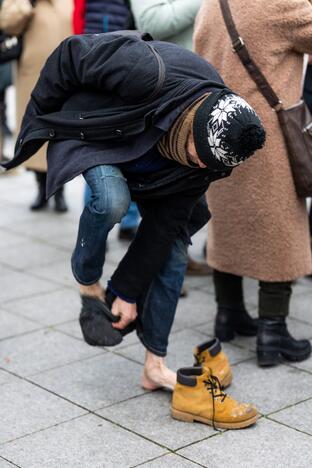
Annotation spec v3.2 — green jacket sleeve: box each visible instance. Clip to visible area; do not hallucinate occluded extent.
[130,0,202,40]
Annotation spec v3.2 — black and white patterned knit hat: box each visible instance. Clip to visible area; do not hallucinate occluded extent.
[193,90,266,170]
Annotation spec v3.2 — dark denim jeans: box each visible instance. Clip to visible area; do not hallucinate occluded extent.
[72,164,188,356]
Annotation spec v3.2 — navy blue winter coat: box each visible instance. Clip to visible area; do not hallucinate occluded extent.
[83,0,133,34]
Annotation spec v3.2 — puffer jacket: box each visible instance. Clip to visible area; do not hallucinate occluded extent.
[73,0,133,34]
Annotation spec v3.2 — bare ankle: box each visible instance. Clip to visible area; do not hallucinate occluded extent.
[79,282,105,301]
[142,351,177,391]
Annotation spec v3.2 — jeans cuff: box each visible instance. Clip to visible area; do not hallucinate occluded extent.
[136,329,167,357]
[71,256,102,286]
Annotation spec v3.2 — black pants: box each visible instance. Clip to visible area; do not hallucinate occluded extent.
[213,269,292,318]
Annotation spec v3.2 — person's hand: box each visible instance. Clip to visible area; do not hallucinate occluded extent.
[111,297,137,330]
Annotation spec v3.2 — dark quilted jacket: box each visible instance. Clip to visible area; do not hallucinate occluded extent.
[84,0,133,33]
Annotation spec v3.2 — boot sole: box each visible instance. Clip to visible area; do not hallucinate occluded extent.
[171,408,259,429]
[257,347,312,367]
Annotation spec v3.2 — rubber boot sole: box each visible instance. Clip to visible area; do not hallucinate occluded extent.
[257,346,311,367]
[171,408,259,429]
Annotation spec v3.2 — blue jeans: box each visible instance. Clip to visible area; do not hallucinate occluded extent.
[84,184,140,230]
[73,164,188,356]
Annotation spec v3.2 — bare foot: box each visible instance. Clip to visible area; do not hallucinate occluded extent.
[79,281,105,301]
[141,351,177,391]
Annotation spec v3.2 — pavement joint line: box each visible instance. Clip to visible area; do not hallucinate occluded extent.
[265,395,312,418]
[129,452,172,468]
[25,348,108,378]
[130,452,207,468]
[175,453,209,468]
[94,389,150,412]
[264,415,312,438]
[0,414,89,447]
[282,362,312,377]
[0,323,46,343]
[0,285,64,306]
[174,429,224,452]
[0,347,107,381]
[0,285,66,306]
[0,455,22,467]
[89,411,174,453]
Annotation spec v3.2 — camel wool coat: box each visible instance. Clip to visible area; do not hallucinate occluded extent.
[194,0,312,281]
[0,0,72,172]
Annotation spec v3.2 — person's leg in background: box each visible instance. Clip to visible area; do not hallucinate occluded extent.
[257,281,311,366]
[213,269,257,342]
[30,170,48,211]
[30,170,68,212]
[118,201,140,241]
[73,165,131,299]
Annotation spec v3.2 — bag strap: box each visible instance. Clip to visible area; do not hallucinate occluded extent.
[219,0,282,110]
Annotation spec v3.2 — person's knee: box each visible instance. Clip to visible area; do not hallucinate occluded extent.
[85,166,130,223]
[90,186,130,223]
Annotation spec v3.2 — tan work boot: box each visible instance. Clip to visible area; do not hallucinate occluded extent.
[194,338,233,388]
[172,367,258,430]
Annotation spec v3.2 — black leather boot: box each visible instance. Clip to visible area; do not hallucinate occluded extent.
[215,305,258,342]
[257,317,311,366]
[30,171,48,211]
[54,186,68,213]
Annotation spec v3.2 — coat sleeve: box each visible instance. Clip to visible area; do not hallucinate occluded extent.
[275,0,312,54]
[28,33,162,117]
[130,0,202,40]
[109,185,208,301]
[0,0,34,36]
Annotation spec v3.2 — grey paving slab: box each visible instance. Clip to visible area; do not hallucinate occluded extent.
[0,270,57,304]
[227,359,312,414]
[6,216,78,242]
[0,370,15,386]
[27,260,77,289]
[0,414,165,468]
[32,353,145,410]
[0,203,39,228]
[290,292,312,325]
[0,230,25,249]
[269,398,312,435]
[0,328,102,377]
[99,391,217,450]
[0,458,17,468]
[3,288,80,326]
[178,418,312,468]
[118,329,253,372]
[0,263,16,279]
[139,454,200,467]
[172,290,216,332]
[0,309,41,340]
[28,258,117,289]
[0,241,68,271]
[0,378,86,444]
[289,353,312,374]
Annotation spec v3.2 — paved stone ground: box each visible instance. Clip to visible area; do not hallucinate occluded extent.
[1,169,312,468]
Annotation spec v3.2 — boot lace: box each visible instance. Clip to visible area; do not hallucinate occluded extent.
[203,373,227,430]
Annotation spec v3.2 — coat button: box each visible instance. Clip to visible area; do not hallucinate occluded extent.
[80,131,85,140]
[115,129,123,137]
[49,129,55,138]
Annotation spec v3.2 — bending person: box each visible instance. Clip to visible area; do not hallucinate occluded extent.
[2,32,265,429]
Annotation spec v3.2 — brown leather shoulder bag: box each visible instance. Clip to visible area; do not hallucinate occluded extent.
[219,0,312,197]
